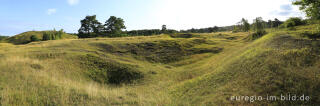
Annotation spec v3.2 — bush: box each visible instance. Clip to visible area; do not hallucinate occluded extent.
[281,17,305,29]
[250,30,267,40]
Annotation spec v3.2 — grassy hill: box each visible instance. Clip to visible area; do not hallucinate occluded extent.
[2,31,78,44]
[0,25,319,105]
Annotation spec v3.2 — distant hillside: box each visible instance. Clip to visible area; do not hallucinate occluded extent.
[0,36,9,42]
[3,31,78,44]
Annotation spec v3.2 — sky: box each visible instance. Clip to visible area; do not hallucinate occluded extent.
[0,0,305,36]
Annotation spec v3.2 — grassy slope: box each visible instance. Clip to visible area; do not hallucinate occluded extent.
[3,31,78,44]
[172,25,320,105]
[0,25,319,105]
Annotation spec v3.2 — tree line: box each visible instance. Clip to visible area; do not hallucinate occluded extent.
[78,15,178,38]
[78,15,126,38]
[76,0,319,39]
[30,29,66,42]
[126,25,177,36]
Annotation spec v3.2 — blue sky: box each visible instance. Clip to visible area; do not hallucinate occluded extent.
[0,0,304,36]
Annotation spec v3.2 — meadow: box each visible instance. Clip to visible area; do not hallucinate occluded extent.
[0,24,319,105]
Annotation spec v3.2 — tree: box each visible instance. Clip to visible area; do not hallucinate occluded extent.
[253,17,265,32]
[273,18,283,28]
[104,16,126,36]
[293,0,320,20]
[162,25,167,33]
[42,32,51,41]
[56,29,64,39]
[213,26,219,32]
[30,35,40,42]
[241,18,250,32]
[78,15,103,38]
[250,17,267,39]
[267,20,273,28]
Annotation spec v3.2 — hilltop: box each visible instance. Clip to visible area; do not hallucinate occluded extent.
[0,24,319,105]
[1,31,78,44]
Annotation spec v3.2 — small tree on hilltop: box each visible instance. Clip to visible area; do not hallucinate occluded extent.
[162,25,167,34]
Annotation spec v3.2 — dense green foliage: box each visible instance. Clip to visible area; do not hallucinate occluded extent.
[293,0,320,19]
[242,18,250,32]
[280,17,305,29]
[78,15,104,38]
[30,35,40,42]
[104,16,126,36]
[180,26,222,33]
[252,17,265,32]
[42,29,64,41]
[161,25,167,33]
[249,17,267,39]
[127,29,178,36]
[78,15,126,38]
[2,30,76,44]
[127,29,162,36]
[233,18,250,32]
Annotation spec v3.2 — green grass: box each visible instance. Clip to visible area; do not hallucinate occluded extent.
[0,25,319,105]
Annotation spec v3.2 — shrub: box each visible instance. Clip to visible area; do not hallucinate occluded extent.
[281,17,305,29]
[249,30,267,40]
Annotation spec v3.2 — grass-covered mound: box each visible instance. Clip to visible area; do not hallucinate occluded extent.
[3,31,78,44]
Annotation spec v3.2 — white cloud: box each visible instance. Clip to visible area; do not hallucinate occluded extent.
[47,9,57,15]
[67,0,79,5]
